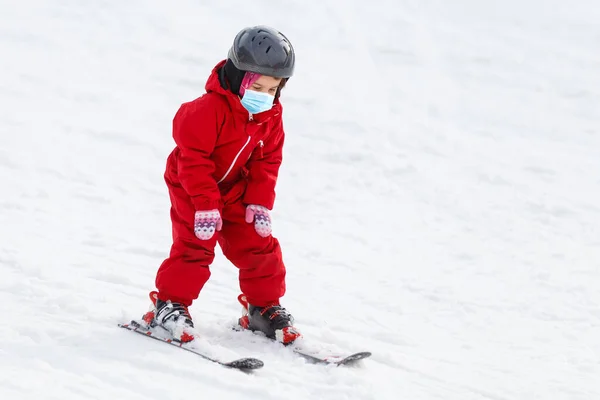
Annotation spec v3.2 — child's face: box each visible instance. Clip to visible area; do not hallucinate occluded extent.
[249,75,282,97]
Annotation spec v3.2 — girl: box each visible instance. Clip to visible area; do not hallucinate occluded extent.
[143,25,300,345]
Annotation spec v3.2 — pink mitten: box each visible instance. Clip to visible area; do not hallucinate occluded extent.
[245,204,272,237]
[194,209,222,240]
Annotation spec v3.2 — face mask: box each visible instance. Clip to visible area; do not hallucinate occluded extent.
[240,90,275,114]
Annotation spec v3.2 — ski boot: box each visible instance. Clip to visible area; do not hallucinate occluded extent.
[143,291,196,343]
[237,294,301,345]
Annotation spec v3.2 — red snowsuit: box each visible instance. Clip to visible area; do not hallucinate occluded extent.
[155,60,286,308]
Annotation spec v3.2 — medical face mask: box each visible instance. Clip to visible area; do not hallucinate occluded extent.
[240,89,275,114]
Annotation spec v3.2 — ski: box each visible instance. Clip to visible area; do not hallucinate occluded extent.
[233,326,371,366]
[118,320,264,372]
[234,294,371,366]
[291,348,372,366]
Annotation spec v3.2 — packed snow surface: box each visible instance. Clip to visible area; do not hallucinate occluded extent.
[1,0,599,399]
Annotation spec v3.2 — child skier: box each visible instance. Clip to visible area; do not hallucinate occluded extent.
[143,25,300,345]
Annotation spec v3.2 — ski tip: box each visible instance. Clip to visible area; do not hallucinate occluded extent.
[225,357,264,370]
[337,351,372,365]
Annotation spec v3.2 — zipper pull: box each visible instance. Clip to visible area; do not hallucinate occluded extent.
[258,140,264,159]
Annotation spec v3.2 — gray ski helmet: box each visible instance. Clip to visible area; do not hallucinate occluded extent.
[227,25,295,78]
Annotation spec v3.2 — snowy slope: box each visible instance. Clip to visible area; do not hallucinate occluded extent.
[1,0,600,399]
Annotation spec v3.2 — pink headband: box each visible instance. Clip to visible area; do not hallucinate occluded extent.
[239,72,261,97]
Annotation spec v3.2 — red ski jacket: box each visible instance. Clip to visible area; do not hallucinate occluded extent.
[165,60,285,211]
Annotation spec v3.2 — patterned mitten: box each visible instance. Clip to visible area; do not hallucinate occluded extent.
[245,204,272,237]
[194,209,222,240]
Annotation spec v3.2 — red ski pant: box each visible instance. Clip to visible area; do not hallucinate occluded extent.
[155,178,286,307]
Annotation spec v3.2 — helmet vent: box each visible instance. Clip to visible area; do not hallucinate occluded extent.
[266,45,272,53]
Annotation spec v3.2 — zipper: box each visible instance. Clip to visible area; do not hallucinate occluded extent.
[217,136,252,184]
[258,140,264,159]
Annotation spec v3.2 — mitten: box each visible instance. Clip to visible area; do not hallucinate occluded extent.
[194,209,222,240]
[245,204,272,237]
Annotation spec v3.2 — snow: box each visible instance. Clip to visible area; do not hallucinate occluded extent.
[1,0,599,399]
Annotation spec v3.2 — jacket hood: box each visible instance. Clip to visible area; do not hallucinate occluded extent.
[204,59,282,123]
